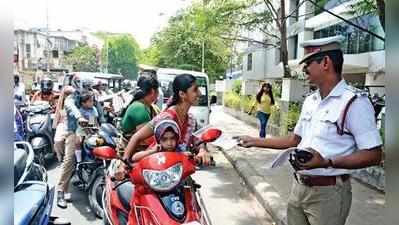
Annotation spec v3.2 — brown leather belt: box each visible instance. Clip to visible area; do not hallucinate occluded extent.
[294,173,350,187]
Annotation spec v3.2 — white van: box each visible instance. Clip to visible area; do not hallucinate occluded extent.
[156,68,215,130]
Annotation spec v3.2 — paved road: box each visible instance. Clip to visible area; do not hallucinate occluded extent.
[47,108,274,225]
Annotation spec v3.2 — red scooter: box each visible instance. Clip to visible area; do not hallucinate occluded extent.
[93,128,222,225]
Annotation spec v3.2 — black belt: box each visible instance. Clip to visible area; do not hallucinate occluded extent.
[294,173,350,187]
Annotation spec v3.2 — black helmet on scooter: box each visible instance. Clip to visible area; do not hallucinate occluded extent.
[72,75,94,92]
[40,78,54,94]
[122,80,132,91]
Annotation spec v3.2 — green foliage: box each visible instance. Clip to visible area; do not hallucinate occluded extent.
[240,95,255,113]
[141,0,250,83]
[141,44,161,66]
[347,0,378,16]
[269,101,281,127]
[347,0,385,31]
[232,80,242,95]
[282,101,301,133]
[272,81,282,99]
[103,35,141,80]
[176,64,201,71]
[65,44,100,72]
[223,91,241,110]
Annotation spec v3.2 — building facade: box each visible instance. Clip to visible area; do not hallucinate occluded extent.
[14,29,79,72]
[14,28,105,74]
[241,0,385,96]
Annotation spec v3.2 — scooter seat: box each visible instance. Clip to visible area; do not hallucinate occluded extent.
[14,148,28,186]
[14,183,54,225]
[116,181,134,211]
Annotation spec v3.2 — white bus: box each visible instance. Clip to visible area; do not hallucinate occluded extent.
[156,68,216,129]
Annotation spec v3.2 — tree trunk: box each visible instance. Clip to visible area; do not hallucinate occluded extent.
[376,0,385,32]
[280,0,290,78]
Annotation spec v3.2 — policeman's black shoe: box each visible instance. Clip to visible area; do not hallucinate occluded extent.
[57,191,67,209]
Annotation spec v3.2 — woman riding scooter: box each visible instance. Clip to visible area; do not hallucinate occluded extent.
[121,74,211,178]
[101,93,218,225]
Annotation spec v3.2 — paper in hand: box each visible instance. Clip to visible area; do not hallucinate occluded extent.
[266,147,297,169]
[211,133,239,150]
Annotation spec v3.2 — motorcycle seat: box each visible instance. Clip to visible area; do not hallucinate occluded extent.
[116,181,134,211]
[14,148,28,186]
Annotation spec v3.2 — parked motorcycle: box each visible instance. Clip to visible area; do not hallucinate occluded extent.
[94,128,222,225]
[73,122,120,218]
[24,101,55,166]
[14,141,69,225]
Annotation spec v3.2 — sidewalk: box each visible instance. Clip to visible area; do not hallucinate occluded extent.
[210,106,385,225]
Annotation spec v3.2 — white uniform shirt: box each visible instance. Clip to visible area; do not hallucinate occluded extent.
[14,83,26,107]
[294,80,382,176]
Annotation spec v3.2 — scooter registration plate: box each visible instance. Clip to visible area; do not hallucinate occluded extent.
[182,222,201,225]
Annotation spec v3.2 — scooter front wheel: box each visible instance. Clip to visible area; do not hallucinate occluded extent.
[101,188,111,225]
[89,174,106,218]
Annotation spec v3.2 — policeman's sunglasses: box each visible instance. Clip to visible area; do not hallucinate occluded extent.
[303,55,326,68]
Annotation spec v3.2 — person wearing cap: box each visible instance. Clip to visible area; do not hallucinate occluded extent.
[236,35,382,225]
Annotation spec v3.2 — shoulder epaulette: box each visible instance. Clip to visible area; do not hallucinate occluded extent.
[345,86,368,97]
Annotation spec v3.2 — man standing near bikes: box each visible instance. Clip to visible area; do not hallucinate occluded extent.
[14,74,27,109]
[237,36,382,225]
[56,75,105,208]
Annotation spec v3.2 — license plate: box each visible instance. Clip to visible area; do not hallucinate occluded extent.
[182,222,202,225]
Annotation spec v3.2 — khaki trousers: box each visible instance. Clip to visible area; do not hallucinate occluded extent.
[54,141,65,162]
[287,177,352,225]
[57,132,77,192]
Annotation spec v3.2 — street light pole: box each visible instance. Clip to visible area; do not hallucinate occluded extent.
[201,41,205,72]
[46,0,50,73]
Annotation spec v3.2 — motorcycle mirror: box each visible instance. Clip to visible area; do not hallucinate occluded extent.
[200,128,222,143]
[92,146,117,160]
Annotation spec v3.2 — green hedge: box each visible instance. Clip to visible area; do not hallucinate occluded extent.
[223,91,241,110]
[282,102,301,132]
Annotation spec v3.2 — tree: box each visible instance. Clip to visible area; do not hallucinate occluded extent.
[65,44,100,72]
[103,35,141,80]
[142,2,235,82]
[348,0,385,32]
[203,0,294,78]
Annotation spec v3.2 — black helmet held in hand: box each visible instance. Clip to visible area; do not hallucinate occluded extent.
[289,148,314,171]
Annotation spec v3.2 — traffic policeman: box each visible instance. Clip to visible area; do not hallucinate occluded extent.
[237,35,383,225]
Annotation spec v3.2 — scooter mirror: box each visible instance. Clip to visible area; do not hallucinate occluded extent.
[93,146,117,160]
[200,128,222,143]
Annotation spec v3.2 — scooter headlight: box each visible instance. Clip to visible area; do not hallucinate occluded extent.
[142,163,183,192]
